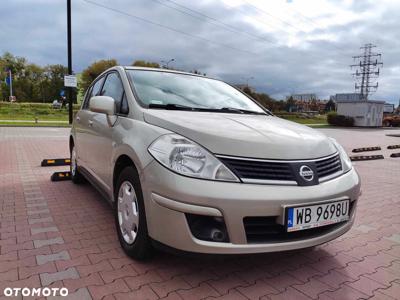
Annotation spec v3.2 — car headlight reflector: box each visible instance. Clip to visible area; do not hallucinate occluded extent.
[148,134,239,182]
[330,138,352,173]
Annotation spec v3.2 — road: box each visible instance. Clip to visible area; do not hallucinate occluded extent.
[0,127,399,300]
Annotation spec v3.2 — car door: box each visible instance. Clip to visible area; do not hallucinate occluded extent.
[87,71,128,193]
[74,77,105,168]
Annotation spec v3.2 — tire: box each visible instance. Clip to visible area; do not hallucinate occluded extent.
[70,145,85,184]
[383,121,391,127]
[114,166,153,260]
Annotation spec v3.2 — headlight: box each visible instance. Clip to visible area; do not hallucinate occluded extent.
[148,134,240,182]
[330,138,352,173]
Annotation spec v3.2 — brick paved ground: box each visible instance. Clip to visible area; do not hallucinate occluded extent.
[0,127,399,300]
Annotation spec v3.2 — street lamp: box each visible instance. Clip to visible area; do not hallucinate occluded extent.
[242,76,254,88]
[161,58,175,69]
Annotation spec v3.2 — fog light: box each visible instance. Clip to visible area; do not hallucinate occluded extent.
[185,214,229,243]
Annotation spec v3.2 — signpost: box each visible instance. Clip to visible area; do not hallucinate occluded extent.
[67,0,73,124]
[5,69,14,101]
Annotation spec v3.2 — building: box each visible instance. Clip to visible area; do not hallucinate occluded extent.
[336,100,385,127]
[286,94,317,102]
[383,103,395,114]
[330,93,362,101]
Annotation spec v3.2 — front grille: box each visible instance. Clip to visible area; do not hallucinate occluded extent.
[243,201,355,243]
[218,153,342,185]
[218,157,295,181]
[315,154,342,178]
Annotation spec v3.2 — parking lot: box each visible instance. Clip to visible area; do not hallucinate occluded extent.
[0,126,399,300]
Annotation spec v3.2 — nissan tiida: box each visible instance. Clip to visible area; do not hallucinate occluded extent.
[70,67,361,259]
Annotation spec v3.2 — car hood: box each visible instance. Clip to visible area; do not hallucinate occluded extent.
[143,110,337,159]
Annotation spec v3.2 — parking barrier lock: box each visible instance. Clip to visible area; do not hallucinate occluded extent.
[352,146,381,153]
[387,145,400,150]
[350,154,384,161]
[41,158,71,167]
[50,171,71,182]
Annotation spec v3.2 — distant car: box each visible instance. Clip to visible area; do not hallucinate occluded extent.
[52,100,62,109]
[70,66,361,259]
[383,115,400,127]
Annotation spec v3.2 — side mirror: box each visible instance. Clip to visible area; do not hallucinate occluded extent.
[89,96,115,116]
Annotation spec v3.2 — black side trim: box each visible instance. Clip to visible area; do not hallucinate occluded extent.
[78,166,112,205]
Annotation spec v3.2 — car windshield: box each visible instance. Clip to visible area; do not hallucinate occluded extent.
[126,69,266,114]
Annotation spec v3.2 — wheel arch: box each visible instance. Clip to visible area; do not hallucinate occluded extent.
[113,154,139,200]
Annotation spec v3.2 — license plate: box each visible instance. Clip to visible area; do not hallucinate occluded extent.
[286,200,350,232]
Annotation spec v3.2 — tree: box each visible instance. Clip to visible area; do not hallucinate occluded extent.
[39,64,69,102]
[132,60,160,68]
[80,59,118,93]
[189,69,206,76]
[286,96,296,112]
[241,87,279,112]
[325,99,336,112]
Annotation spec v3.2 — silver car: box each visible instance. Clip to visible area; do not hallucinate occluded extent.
[70,66,361,259]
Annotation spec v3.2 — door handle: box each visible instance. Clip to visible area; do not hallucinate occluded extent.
[88,120,93,127]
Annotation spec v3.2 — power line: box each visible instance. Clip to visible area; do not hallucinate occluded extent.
[241,0,348,54]
[242,0,304,32]
[153,0,276,45]
[154,0,349,67]
[284,3,324,29]
[82,0,256,55]
[82,0,349,69]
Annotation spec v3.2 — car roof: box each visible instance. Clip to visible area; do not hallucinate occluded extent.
[123,66,212,79]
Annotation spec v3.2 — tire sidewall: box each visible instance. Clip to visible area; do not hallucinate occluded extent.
[114,166,152,259]
[70,146,83,184]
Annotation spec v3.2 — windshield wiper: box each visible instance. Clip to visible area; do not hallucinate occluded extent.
[220,107,266,115]
[148,103,268,115]
[148,103,195,110]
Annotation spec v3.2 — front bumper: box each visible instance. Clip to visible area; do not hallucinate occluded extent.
[141,161,361,254]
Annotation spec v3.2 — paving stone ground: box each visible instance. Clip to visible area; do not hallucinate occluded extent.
[0,126,399,300]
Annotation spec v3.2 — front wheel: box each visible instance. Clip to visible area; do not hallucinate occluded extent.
[70,146,85,184]
[114,166,153,260]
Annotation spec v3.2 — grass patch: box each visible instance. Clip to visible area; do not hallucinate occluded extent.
[0,121,71,127]
[276,113,328,125]
[0,102,79,121]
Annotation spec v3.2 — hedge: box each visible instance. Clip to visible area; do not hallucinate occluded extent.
[327,112,354,127]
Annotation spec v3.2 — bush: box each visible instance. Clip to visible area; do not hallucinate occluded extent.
[327,112,354,127]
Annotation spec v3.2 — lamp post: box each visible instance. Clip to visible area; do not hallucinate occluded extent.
[161,58,175,69]
[243,76,254,88]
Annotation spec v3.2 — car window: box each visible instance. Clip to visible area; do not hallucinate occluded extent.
[101,72,127,115]
[84,77,104,109]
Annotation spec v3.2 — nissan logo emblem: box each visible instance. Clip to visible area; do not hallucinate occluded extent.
[299,165,314,181]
